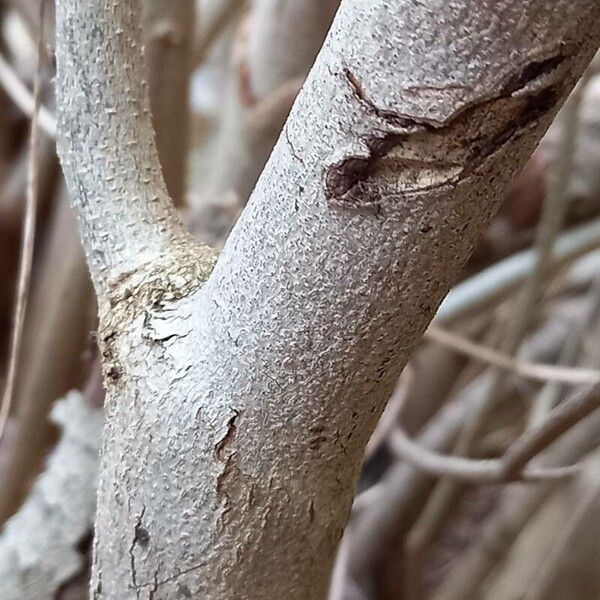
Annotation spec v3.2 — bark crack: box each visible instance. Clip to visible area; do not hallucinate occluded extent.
[325,63,563,215]
[214,409,239,461]
[129,505,147,590]
[343,67,432,131]
[284,126,306,168]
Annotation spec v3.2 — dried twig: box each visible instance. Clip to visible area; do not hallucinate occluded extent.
[436,217,600,324]
[425,324,600,386]
[0,1,45,442]
[501,383,600,478]
[0,53,55,137]
[390,426,578,483]
[195,0,248,67]
[529,274,600,425]
[0,187,93,523]
[391,383,600,483]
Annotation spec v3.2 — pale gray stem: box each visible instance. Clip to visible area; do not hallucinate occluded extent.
[55,0,600,598]
[56,0,192,295]
[0,392,103,600]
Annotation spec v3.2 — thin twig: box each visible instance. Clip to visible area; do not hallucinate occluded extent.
[425,324,600,386]
[0,52,55,137]
[195,0,247,67]
[391,383,600,483]
[530,273,600,425]
[436,218,600,324]
[0,0,45,442]
[390,426,578,483]
[501,383,600,478]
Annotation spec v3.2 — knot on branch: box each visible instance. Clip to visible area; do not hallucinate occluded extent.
[97,238,218,388]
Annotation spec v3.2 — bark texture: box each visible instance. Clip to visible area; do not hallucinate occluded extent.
[0,392,102,600]
[55,1,600,599]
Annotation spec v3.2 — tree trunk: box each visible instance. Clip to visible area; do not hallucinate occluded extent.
[55,0,600,598]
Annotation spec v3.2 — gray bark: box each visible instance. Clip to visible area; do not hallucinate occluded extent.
[0,392,102,600]
[55,0,600,598]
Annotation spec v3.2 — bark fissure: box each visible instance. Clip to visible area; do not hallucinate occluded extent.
[325,62,564,215]
[129,505,147,590]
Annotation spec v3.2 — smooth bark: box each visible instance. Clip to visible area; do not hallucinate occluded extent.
[55,0,600,598]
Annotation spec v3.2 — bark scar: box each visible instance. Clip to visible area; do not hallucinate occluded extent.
[325,59,564,215]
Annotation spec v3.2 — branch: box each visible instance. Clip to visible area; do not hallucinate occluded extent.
[55,0,207,296]
[55,0,600,597]
[425,324,600,386]
[0,53,56,137]
[0,187,93,524]
[436,217,600,324]
[0,5,45,442]
[432,411,600,600]
[390,422,578,483]
[390,383,600,483]
[501,382,600,478]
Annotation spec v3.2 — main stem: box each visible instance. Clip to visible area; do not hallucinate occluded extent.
[55,0,600,599]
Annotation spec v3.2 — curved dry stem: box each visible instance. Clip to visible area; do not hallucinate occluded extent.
[502,382,600,478]
[437,217,600,324]
[391,382,600,483]
[425,324,600,386]
[530,274,600,425]
[390,426,578,483]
